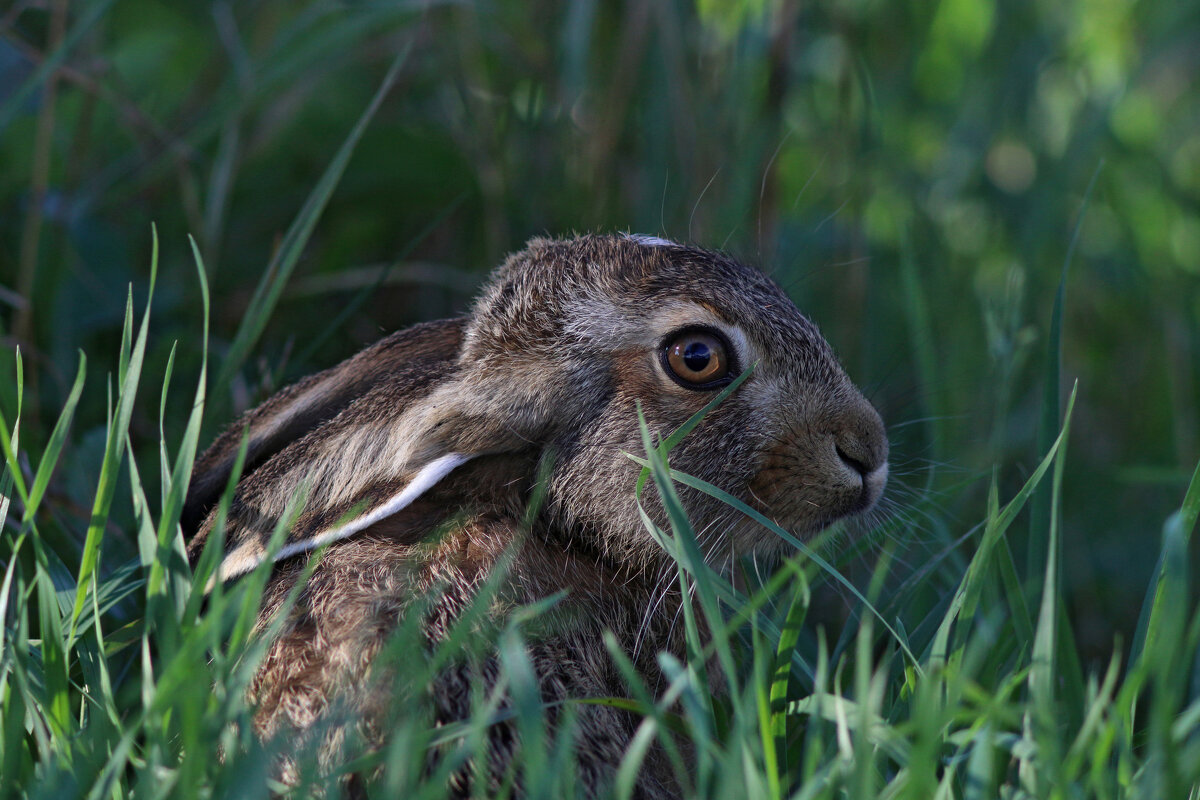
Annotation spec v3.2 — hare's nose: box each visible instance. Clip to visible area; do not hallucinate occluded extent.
[835,443,872,477]
[832,400,889,487]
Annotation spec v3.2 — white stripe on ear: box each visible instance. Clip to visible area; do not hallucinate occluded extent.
[216,452,473,581]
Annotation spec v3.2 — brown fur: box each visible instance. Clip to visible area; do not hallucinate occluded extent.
[186,234,889,797]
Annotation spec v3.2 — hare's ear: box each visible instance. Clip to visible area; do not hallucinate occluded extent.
[183,319,470,534]
[191,315,560,583]
[185,318,495,575]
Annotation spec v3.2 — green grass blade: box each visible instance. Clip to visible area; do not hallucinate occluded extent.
[1027,163,1102,589]
[1027,382,1077,794]
[0,437,20,532]
[634,365,754,497]
[71,227,158,634]
[31,544,71,739]
[158,342,178,497]
[0,350,29,511]
[0,533,27,677]
[213,46,411,404]
[994,534,1035,645]
[1180,454,1200,536]
[635,406,738,694]
[1,640,30,797]
[1130,456,1200,669]
[127,432,160,570]
[631,456,920,673]
[145,237,213,627]
[117,288,133,389]
[23,352,86,520]
[771,571,809,742]
[1147,502,1192,796]
[930,386,1077,666]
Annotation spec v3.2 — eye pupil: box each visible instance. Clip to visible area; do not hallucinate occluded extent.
[682,342,711,372]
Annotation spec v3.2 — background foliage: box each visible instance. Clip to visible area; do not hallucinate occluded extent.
[0,0,1198,787]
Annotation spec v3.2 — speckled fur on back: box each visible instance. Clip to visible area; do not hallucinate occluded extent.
[185,234,889,797]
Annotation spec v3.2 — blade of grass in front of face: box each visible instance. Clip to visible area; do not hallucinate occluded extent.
[630,455,816,686]
[643,462,918,672]
[615,717,669,800]
[633,365,753,498]
[213,45,412,404]
[796,630,831,789]
[706,558,815,686]
[850,613,877,800]
[71,229,158,636]
[657,651,718,795]
[635,406,737,694]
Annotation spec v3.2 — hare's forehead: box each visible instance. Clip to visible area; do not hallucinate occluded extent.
[561,295,747,350]
[560,287,836,374]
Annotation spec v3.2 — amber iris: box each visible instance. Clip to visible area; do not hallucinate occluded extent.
[663,330,731,388]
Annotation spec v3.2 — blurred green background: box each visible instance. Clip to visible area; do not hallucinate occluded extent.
[1,0,1196,660]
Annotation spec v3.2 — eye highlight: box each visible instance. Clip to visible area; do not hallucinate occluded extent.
[660,328,734,390]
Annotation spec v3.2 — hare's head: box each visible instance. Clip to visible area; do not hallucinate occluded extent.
[186,234,887,580]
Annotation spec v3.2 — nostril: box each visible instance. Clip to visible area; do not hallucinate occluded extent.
[835,444,870,478]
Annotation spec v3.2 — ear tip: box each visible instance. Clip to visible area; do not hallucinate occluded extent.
[218,540,268,582]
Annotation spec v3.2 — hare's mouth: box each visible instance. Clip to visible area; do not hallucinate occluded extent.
[738,454,888,550]
[748,450,888,506]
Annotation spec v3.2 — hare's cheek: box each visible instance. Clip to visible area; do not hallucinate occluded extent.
[607,347,719,421]
[608,348,664,404]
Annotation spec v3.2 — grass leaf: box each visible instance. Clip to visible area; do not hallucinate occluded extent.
[212,46,413,405]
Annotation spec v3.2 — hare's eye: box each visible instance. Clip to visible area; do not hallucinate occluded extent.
[661,329,733,390]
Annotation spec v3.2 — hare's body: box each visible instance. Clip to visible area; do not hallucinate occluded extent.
[186,235,889,797]
[253,514,684,796]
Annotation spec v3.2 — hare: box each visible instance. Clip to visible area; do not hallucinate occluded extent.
[183,233,888,797]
